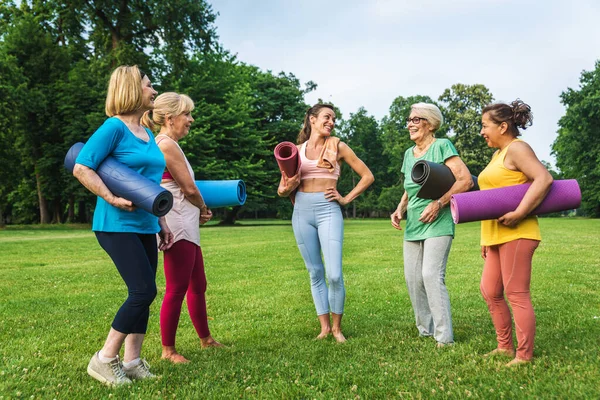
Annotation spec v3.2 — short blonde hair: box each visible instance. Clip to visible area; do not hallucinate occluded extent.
[105,66,146,117]
[411,102,444,131]
[141,92,195,131]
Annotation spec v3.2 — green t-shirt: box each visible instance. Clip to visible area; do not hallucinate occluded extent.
[401,138,459,241]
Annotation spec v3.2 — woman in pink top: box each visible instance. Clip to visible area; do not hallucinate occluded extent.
[142,92,223,364]
[278,104,374,342]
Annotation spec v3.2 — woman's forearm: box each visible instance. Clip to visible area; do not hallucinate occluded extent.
[343,173,374,203]
[73,164,116,205]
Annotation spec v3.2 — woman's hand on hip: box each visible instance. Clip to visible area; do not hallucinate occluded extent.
[325,187,347,205]
[481,246,488,260]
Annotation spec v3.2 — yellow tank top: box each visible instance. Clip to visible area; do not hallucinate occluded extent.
[478,139,541,246]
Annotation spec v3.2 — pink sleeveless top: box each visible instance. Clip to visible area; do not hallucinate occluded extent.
[299,141,340,180]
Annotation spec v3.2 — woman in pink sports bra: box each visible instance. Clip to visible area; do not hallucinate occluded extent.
[278,104,374,342]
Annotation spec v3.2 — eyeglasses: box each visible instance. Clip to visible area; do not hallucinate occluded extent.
[406,117,428,125]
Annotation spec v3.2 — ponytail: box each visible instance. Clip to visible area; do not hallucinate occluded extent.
[482,99,533,137]
[141,110,155,131]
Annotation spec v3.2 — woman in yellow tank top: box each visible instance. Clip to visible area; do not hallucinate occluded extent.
[478,99,553,367]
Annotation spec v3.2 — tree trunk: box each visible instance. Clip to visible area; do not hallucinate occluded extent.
[52,201,62,224]
[77,200,87,223]
[0,208,4,228]
[67,196,75,223]
[36,169,50,224]
[220,206,242,225]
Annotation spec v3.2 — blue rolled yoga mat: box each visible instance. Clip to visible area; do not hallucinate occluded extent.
[64,142,173,217]
[195,180,247,208]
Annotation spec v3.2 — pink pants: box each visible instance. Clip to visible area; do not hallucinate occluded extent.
[480,239,539,360]
[160,240,210,346]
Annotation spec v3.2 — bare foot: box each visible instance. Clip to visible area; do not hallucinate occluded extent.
[506,357,531,367]
[332,330,346,343]
[315,331,330,340]
[483,348,515,358]
[161,352,190,364]
[201,337,225,348]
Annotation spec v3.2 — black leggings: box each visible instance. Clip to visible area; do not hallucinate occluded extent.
[95,232,158,334]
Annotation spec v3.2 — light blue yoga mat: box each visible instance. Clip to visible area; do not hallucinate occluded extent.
[195,180,247,208]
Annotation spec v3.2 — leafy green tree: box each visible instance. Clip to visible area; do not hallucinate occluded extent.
[337,107,386,217]
[438,83,495,176]
[552,60,600,216]
[0,48,27,225]
[1,11,71,223]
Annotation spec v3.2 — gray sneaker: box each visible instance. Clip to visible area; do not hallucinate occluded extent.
[123,359,157,380]
[87,352,132,386]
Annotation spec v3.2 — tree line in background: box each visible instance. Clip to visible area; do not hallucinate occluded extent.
[0,1,598,226]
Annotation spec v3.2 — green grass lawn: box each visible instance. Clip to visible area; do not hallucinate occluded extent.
[1,219,599,399]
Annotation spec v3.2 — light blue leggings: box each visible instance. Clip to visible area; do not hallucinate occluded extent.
[292,192,345,315]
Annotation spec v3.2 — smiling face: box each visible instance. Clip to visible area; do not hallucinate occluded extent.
[310,107,336,137]
[480,112,507,148]
[407,111,434,143]
[141,75,158,111]
[169,111,194,140]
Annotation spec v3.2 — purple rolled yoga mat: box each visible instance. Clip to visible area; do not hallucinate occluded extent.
[274,141,301,178]
[450,179,581,224]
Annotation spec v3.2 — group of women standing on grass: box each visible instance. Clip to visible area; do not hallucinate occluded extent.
[277,100,552,368]
[73,64,552,386]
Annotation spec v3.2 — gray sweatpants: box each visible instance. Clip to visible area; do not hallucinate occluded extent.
[403,236,454,344]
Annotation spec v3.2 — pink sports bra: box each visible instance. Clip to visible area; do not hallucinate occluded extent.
[299,142,340,180]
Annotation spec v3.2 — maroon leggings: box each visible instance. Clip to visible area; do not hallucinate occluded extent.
[480,239,539,360]
[160,239,210,346]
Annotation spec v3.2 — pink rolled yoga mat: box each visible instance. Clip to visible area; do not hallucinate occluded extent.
[450,179,581,224]
[274,141,301,178]
[274,141,301,204]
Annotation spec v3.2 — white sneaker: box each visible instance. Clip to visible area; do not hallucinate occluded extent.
[87,352,132,386]
[123,359,157,380]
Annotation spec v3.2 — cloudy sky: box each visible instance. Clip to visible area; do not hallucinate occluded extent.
[210,0,600,166]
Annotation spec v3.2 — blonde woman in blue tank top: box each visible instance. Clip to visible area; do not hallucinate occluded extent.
[278,104,374,342]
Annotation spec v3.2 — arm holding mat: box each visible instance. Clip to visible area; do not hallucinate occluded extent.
[451,179,580,224]
[418,155,474,224]
[65,142,173,217]
[157,136,207,212]
[274,141,301,203]
[411,160,478,200]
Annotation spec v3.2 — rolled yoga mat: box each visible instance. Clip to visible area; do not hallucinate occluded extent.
[274,141,301,178]
[195,180,247,208]
[64,142,174,217]
[450,179,581,224]
[411,160,479,199]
